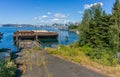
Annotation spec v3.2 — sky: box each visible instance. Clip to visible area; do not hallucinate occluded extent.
[0,0,116,24]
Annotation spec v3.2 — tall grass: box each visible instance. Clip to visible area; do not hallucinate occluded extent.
[45,42,120,77]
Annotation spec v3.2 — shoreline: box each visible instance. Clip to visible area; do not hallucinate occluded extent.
[69,29,79,35]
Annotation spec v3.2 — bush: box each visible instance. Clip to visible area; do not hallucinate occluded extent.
[46,44,119,66]
[81,46,119,66]
[0,58,16,77]
[69,42,79,48]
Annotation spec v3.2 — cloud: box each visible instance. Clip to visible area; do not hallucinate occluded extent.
[33,15,48,20]
[33,13,74,24]
[52,18,60,21]
[54,13,67,19]
[40,15,48,19]
[51,18,60,22]
[77,11,84,14]
[47,12,52,15]
[84,2,103,9]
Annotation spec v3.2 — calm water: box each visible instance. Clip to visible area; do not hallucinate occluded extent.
[0,27,78,52]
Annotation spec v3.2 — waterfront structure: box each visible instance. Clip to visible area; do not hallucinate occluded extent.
[13,30,58,48]
[13,30,58,41]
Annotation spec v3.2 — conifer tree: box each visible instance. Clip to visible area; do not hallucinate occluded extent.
[112,0,120,52]
[79,9,90,46]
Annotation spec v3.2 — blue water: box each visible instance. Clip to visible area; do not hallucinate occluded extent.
[0,27,78,52]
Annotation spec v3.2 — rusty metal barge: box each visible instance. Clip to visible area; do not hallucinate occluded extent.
[13,30,58,41]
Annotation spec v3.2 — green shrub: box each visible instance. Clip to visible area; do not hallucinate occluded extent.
[81,46,119,66]
[0,58,16,77]
[47,44,119,66]
[69,42,79,48]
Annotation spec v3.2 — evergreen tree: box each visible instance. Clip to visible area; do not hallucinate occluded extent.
[78,0,120,66]
[112,0,120,26]
[79,3,106,48]
[79,9,90,46]
[79,0,120,50]
[112,0,120,52]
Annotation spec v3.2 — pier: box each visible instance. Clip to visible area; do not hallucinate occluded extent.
[13,30,58,40]
[13,30,58,48]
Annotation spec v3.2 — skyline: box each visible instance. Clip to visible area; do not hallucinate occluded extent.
[0,0,115,24]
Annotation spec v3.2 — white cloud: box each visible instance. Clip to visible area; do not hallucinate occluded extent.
[39,15,48,19]
[52,18,60,21]
[47,12,52,15]
[51,18,60,22]
[33,13,75,24]
[33,15,48,20]
[77,11,83,14]
[54,13,67,19]
[84,2,103,9]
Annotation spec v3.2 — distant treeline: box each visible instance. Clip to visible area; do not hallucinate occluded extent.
[68,25,79,30]
[2,24,33,27]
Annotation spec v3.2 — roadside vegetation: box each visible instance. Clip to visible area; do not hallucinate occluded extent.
[79,0,120,66]
[46,0,120,77]
[0,58,16,77]
[0,36,16,77]
[45,43,120,77]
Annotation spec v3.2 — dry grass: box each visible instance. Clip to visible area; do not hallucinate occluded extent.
[16,47,51,77]
[45,46,120,77]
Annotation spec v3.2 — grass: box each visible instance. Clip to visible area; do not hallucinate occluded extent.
[0,58,16,77]
[45,43,120,77]
[16,46,51,77]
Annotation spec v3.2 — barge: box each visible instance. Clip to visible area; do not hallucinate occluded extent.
[13,30,58,41]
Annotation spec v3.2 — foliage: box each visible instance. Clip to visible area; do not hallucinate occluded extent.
[0,58,16,77]
[79,3,113,48]
[81,46,118,66]
[45,45,83,63]
[112,0,120,26]
[45,1,120,76]
[46,44,120,76]
[68,25,79,30]
[32,46,42,51]
[112,0,120,51]
[79,1,120,66]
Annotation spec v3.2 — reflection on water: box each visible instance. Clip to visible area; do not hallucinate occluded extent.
[0,27,78,52]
